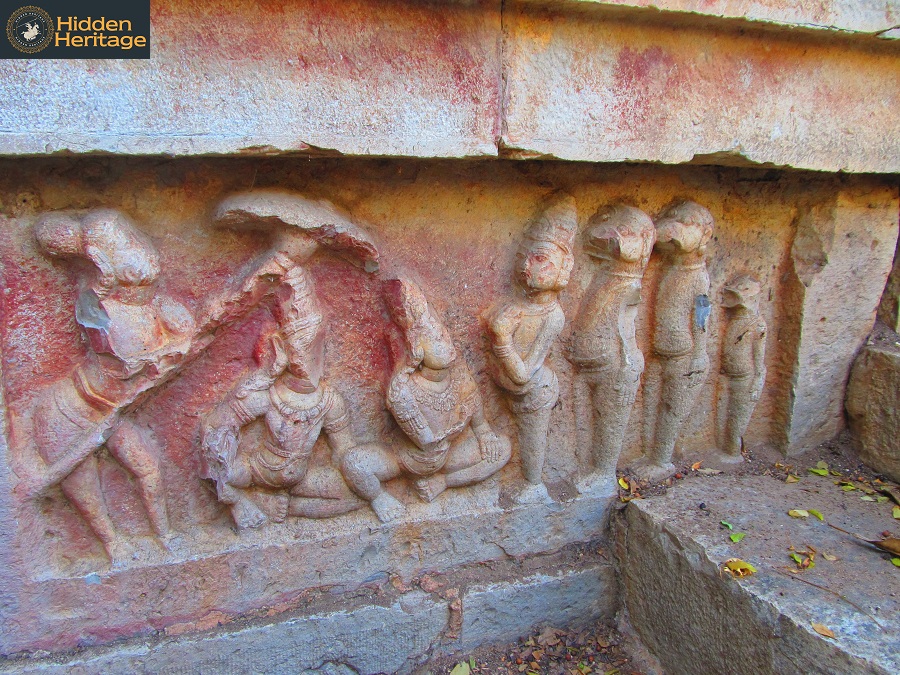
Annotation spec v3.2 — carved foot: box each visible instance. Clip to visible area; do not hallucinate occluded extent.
[707,451,745,468]
[230,497,269,530]
[105,537,139,569]
[575,471,615,497]
[513,481,553,505]
[157,532,188,556]
[630,459,677,483]
[414,474,448,503]
[371,491,406,523]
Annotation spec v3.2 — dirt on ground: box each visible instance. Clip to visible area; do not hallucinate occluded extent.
[423,619,646,675]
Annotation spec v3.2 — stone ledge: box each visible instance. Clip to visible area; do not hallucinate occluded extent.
[0,556,616,675]
[616,475,899,675]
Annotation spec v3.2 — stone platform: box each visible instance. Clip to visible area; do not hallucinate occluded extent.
[617,474,900,675]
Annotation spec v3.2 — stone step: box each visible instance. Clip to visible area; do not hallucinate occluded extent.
[617,475,899,675]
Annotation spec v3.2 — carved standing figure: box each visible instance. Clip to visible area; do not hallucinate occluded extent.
[200,266,366,529]
[485,193,576,504]
[635,201,714,482]
[32,209,194,559]
[343,279,511,522]
[569,205,656,493]
[717,275,766,462]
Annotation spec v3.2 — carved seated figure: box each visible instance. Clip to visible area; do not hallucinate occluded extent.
[32,209,195,560]
[201,266,365,529]
[342,279,511,523]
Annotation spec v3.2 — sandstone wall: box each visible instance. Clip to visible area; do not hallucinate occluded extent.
[0,0,898,666]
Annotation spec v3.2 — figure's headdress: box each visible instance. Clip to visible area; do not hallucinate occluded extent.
[523,192,577,257]
[279,266,323,350]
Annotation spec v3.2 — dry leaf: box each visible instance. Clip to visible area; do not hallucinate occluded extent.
[722,558,757,577]
[786,475,800,483]
[893,506,900,520]
[697,468,723,475]
[450,663,471,675]
[691,461,703,471]
[816,461,828,469]
[811,623,835,639]
[871,538,900,556]
[788,509,809,518]
[822,553,837,561]
[860,496,875,502]
[618,477,629,490]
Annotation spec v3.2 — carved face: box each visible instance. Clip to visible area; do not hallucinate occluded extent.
[722,277,761,310]
[516,241,570,292]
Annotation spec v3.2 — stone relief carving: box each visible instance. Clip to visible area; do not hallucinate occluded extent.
[635,201,714,482]
[485,193,576,504]
[24,192,380,559]
[716,275,767,462]
[569,205,656,493]
[30,209,194,560]
[342,279,511,522]
[200,266,365,530]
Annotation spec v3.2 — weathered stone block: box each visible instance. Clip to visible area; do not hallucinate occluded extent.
[503,3,900,172]
[1,157,895,658]
[522,0,900,35]
[846,339,900,482]
[617,476,899,674]
[0,0,503,158]
[774,186,899,455]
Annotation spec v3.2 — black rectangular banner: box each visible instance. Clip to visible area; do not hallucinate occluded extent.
[2,0,150,59]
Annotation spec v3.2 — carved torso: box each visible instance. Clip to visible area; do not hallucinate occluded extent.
[231,379,349,489]
[571,274,642,373]
[722,314,766,378]
[654,263,710,358]
[493,300,564,395]
[388,361,479,476]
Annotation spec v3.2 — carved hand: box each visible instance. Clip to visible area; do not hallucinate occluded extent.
[478,430,503,462]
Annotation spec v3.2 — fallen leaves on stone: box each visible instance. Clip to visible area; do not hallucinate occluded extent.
[730,532,746,543]
[722,558,757,577]
[720,520,733,530]
[788,509,809,518]
[450,663,472,675]
[893,506,900,520]
[788,545,816,571]
[811,623,836,639]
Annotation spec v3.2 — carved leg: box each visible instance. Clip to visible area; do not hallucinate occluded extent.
[107,420,170,537]
[637,355,704,481]
[341,444,405,522]
[288,466,365,518]
[722,376,755,460]
[60,454,121,559]
[578,375,638,495]
[511,405,554,504]
[441,430,511,490]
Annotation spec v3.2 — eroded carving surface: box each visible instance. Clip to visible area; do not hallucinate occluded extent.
[343,279,511,522]
[485,193,576,504]
[569,205,656,493]
[635,201,714,482]
[716,275,767,462]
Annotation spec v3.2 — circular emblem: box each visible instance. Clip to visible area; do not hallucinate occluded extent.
[6,6,54,54]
